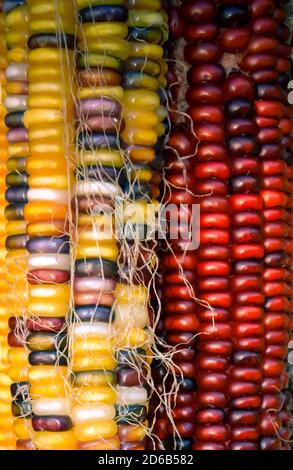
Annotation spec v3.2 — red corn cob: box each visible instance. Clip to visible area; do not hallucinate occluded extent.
[152,0,292,450]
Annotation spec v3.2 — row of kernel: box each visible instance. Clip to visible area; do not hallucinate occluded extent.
[71,0,128,450]
[0,1,15,450]
[4,0,33,450]
[283,0,293,445]
[220,1,266,450]
[117,0,167,450]
[24,0,76,450]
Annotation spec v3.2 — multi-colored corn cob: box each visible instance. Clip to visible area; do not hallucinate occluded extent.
[117,0,168,450]
[71,0,129,450]
[0,2,15,450]
[24,0,76,450]
[4,0,34,451]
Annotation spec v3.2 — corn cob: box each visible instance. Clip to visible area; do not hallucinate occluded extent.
[153,0,293,450]
[24,0,76,450]
[0,2,15,450]
[184,0,233,451]
[222,4,265,451]
[116,0,168,450]
[151,2,198,450]
[71,0,129,450]
[3,0,34,450]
